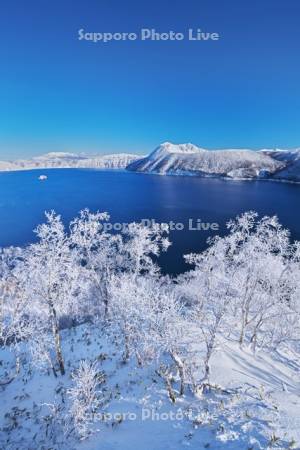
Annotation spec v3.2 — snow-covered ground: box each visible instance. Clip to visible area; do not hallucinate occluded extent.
[1,324,300,450]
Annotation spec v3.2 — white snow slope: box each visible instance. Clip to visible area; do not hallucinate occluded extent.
[0,152,141,172]
[261,149,300,182]
[128,142,300,182]
[1,324,300,450]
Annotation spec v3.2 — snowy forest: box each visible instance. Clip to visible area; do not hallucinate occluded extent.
[1,209,300,449]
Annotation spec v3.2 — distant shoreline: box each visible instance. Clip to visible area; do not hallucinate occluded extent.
[1,166,299,186]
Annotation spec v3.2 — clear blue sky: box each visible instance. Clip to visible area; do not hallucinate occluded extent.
[0,0,299,159]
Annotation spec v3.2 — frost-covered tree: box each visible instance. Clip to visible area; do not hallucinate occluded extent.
[225,213,291,347]
[67,360,104,440]
[70,209,123,317]
[122,222,171,278]
[146,284,191,397]
[18,211,90,375]
[1,207,300,409]
[106,221,173,365]
[109,272,191,397]
[0,247,28,347]
[185,211,300,356]
[70,212,170,317]
[0,247,31,384]
[185,237,236,385]
[108,274,153,363]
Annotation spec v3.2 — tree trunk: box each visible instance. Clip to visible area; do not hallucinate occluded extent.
[49,300,65,375]
[102,279,109,317]
[239,318,245,345]
[104,297,109,318]
[155,367,176,403]
[204,359,210,381]
[239,304,249,346]
[122,328,130,363]
[250,332,257,354]
[202,338,214,386]
[250,317,263,354]
[135,350,143,367]
[165,377,176,403]
[239,274,253,345]
[171,352,185,396]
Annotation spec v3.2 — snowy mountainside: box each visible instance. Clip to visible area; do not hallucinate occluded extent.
[1,144,300,181]
[78,153,142,169]
[1,209,300,449]
[1,323,300,450]
[0,160,17,171]
[127,142,285,179]
[261,149,300,182]
[0,152,141,171]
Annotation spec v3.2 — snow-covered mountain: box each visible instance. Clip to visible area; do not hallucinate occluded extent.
[2,144,300,182]
[0,152,141,171]
[127,142,286,179]
[261,148,300,182]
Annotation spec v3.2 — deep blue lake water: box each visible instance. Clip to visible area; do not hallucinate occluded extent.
[0,169,299,274]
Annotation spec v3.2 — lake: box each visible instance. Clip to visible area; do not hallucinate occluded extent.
[0,169,299,274]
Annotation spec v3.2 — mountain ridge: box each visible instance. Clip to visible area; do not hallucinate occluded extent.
[127,142,300,182]
[0,152,141,171]
[1,143,300,182]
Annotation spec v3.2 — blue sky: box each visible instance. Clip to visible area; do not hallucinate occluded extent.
[0,0,299,159]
